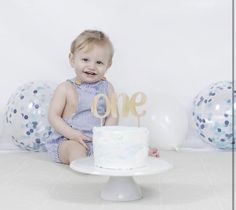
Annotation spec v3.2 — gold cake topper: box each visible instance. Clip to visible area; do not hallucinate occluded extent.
[91,92,147,127]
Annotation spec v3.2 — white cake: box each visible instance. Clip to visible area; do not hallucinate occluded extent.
[93,126,149,169]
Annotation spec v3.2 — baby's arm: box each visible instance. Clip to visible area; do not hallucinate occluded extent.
[48,82,89,149]
[105,82,119,126]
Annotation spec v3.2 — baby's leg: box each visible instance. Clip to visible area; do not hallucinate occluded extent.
[58,140,87,164]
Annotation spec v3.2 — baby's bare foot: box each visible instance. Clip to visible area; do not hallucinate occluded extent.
[148,147,160,158]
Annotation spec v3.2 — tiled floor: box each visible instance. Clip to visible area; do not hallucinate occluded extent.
[0,150,233,210]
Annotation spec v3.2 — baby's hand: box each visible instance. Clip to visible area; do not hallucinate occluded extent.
[70,131,91,150]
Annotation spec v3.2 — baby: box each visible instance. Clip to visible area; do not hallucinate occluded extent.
[46,30,159,164]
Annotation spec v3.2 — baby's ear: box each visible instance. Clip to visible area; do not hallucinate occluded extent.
[69,53,74,67]
[107,60,112,68]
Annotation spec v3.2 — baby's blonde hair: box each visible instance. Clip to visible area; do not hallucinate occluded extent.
[70,30,114,63]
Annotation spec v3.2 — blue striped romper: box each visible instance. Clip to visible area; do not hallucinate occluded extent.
[46,78,108,163]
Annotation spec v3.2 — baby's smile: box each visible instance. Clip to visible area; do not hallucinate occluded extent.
[83,70,97,76]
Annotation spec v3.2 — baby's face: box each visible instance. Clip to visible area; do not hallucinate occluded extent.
[70,44,111,83]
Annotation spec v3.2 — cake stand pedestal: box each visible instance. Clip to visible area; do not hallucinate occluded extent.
[70,157,172,202]
[101,176,142,201]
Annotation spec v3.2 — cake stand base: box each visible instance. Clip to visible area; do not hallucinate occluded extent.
[101,176,142,201]
[70,157,172,202]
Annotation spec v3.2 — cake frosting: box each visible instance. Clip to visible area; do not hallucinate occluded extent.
[93,126,149,169]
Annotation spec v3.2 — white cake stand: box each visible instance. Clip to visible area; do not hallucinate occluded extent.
[70,157,172,202]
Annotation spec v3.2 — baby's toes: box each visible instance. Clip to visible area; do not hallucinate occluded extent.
[148,148,160,157]
[155,150,160,157]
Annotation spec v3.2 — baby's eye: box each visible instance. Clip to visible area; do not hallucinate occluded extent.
[97,61,104,65]
[82,58,89,62]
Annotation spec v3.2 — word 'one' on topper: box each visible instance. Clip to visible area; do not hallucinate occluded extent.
[91,92,147,127]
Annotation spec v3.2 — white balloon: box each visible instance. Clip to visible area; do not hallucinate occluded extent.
[142,93,189,150]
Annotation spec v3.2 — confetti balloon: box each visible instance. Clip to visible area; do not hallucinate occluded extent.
[4,81,56,151]
[192,81,235,150]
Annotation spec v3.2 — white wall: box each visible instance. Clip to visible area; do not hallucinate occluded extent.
[0,0,232,148]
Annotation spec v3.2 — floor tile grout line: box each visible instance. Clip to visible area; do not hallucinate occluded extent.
[2,157,34,185]
[33,167,67,210]
[199,155,225,210]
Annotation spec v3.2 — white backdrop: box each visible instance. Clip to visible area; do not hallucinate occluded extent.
[0,0,232,149]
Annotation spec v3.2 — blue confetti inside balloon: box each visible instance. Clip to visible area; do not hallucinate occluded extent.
[4,81,56,152]
[192,81,235,150]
